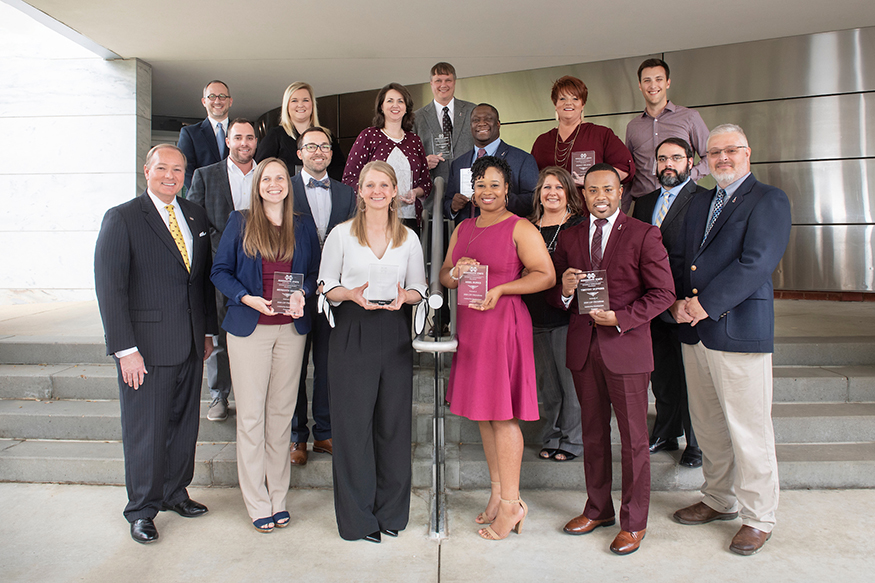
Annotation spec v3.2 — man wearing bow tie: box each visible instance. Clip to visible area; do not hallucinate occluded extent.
[95,144,218,544]
[188,118,258,422]
[669,124,791,556]
[288,126,356,465]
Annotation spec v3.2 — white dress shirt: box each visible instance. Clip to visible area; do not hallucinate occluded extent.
[301,169,333,243]
[434,98,455,129]
[227,158,254,211]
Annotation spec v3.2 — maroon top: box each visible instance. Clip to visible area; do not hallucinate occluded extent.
[530,123,635,184]
[259,258,293,326]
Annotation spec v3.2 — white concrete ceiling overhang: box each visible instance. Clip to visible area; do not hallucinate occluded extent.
[16,0,875,119]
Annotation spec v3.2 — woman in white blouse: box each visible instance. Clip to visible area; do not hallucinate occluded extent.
[319,160,427,543]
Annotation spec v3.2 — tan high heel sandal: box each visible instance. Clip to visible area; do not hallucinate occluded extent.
[478,498,528,540]
[475,481,500,524]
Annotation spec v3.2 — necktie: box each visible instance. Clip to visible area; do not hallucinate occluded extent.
[165,204,190,272]
[308,177,330,189]
[216,122,226,158]
[442,106,453,137]
[591,218,608,270]
[655,192,670,227]
[702,188,726,245]
[477,148,487,159]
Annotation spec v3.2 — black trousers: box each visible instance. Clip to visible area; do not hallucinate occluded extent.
[328,303,413,540]
[118,345,202,522]
[292,297,332,442]
[649,318,697,448]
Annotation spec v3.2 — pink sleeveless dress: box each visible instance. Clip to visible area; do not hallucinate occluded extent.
[446,215,539,421]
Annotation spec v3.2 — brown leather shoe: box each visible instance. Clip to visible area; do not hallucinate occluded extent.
[563,513,616,535]
[610,529,646,555]
[290,442,308,466]
[729,525,771,556]
[312,438,333,455]
[673,501,738,525]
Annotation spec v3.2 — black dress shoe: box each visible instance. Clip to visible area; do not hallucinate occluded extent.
[162,498,208,518]
[648,436,679,454]
[381,529,399,537]
[130,517,159,544]
[680,445,703,467]
[363,531,382,543]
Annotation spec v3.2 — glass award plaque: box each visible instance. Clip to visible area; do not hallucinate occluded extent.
[433,133,452,159]
[571,151,596,180]
[459,168,474,198]
[366,264,399,305]
[577,270,609,314]
[457,264,488,307]
[272,272,305,315]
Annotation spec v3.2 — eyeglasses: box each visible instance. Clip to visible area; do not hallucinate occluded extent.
[656,154,687,163]
[205,94,230,101]
[706,145,747,158]
[302,144,332,153]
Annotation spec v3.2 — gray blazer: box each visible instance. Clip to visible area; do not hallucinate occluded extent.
[187,159,235,255]
[413,99,476,204]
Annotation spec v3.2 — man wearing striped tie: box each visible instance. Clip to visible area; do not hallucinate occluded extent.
[669,124,791,556]
[632,138,708,467]
[178,80,233,191]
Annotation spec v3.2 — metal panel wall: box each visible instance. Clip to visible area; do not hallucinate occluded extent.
[318,27,875,291]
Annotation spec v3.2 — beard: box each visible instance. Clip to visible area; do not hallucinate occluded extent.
[657,167,689,188]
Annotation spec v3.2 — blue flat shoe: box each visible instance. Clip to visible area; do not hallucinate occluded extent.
[253,517,274,533]
[273,511,290,528]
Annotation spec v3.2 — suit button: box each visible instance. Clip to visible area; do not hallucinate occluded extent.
[691,265,697,271]
[188,309,192,313]
[692,288,698,294]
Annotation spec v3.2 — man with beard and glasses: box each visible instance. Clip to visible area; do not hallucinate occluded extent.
[669,124,791,556]
[632,137,707,467]
[188,118,258,422]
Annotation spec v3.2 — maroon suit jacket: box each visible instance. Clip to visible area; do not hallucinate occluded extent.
[548,212,675,374]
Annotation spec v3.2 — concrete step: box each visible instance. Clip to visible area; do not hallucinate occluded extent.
[0,337,111,366]
[774,336,875,366]
[3,439,872,490]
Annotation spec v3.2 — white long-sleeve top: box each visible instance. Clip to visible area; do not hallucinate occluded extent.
[319,221,427,306]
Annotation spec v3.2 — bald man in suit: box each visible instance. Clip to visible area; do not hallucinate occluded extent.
[95,144,218,544]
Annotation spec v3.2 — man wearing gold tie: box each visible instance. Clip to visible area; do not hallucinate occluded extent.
[94,144,218,544]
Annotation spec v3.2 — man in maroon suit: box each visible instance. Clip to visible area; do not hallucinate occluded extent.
[550,163,675,555]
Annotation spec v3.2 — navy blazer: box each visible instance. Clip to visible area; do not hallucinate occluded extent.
[445,140,540,222]
[290,173,357,237]
[670,174,791,353]
[211,211,321,337]
[179,118,227,190]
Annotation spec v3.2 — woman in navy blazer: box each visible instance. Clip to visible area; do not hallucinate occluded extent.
[211,158,320,533]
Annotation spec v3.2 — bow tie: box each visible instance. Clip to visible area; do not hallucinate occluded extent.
[308,177,330,189]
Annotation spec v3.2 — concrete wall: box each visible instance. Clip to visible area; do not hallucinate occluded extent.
[0,2,150,304]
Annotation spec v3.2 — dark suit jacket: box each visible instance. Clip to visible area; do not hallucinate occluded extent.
[290,173,356,238]
[413,99,477,197]
[210,211,320,337]
[187,159,236,254]
[548,212,675,374]
[94,193,218,365]
[444,140,540,222]
[671,174,791,353]
[178,118,227,190]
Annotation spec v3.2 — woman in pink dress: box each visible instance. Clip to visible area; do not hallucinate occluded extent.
[439,156,555,541]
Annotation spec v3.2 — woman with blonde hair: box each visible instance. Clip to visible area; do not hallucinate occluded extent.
[211,157,321,532]
[320,160,427,543]
[255,81,346,180]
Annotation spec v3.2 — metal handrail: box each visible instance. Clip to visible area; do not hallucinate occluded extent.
[412,176,456,539]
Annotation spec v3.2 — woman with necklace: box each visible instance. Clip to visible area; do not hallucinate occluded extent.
[255,82,347,181]
[530,76,634,192]
[439,156,555,541]
[342,83,431,234]
[522,167,586,463]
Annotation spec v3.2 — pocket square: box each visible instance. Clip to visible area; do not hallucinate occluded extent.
[199,231,206,237]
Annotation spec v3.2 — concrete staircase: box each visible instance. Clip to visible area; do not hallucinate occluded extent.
[1,303,875,491]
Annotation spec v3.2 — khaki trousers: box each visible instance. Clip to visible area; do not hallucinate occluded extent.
[228,323,305,522]
[682,342,779,532]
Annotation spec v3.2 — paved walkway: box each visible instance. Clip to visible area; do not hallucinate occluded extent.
[1,483,875,582]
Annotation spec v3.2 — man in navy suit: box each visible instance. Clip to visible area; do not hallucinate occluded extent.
[445,103,539,223]
[188,118,258,421]
[178,80,233,190]
[288,126,356,466]
[670,124,791,556]
[94,144,218,544]
[632,137,707,467]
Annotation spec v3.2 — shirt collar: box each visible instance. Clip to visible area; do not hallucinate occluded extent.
[474,138,502,159]
[589,207,620,227]
[720,172,752,199]
[661,177,691,199]
[226,157,255,176]
[642,100,676,119]
[146,190,180,213]
[301,169,328,186]
[434,98,454,116]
